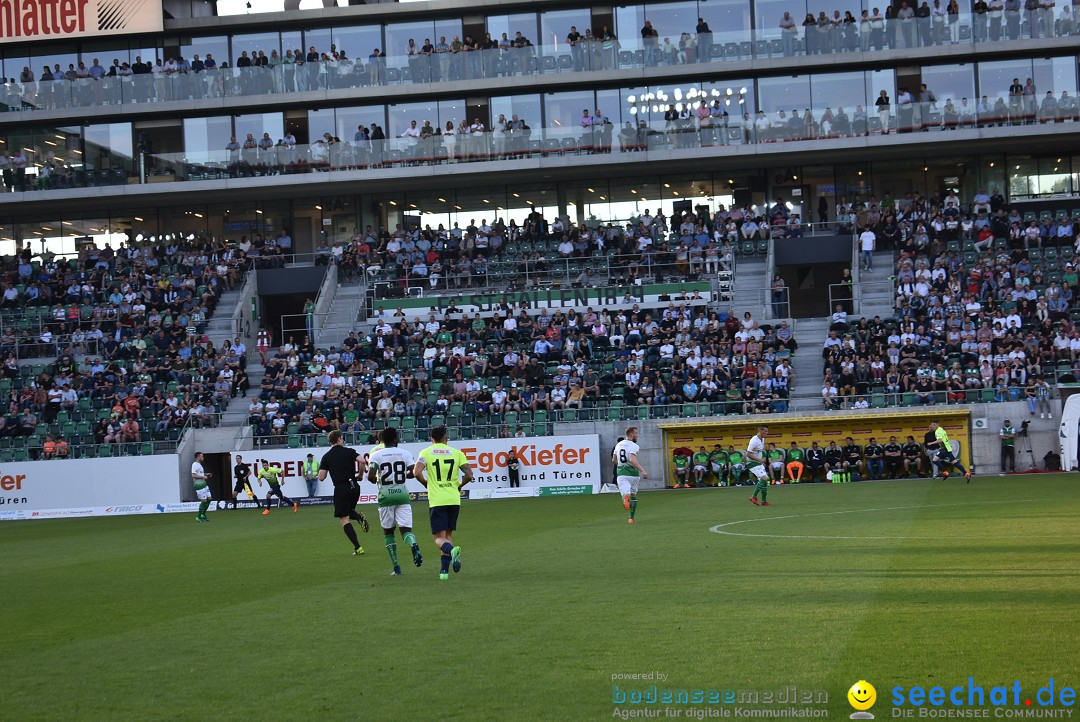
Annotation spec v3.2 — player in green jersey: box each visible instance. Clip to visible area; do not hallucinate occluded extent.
[708,445,729,487]
[767,443,786,484]
[672,450,691,488]
[414,425,473,581]
[367,427,423,575]
[257,460,298,515]
[692,447,711,487]
[785,442,805,483]
[726,446,745,485]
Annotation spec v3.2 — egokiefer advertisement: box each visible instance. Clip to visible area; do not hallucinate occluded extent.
[242,435,603,499]
[0,455,181,518]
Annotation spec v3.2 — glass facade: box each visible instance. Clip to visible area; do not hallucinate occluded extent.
[0,1,1074,115]
[1,57,1076,199]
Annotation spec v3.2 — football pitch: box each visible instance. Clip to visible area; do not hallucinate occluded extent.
[4,475,1079,721]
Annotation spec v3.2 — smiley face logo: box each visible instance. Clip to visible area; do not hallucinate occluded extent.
[848,681,877,716]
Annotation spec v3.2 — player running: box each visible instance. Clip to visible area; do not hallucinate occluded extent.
[367,427,423,575]
[414,425,473,581]
[318,429,371,556]
[926,420,972,482]
[192,451,212,522]
[257,459,298,515]
[230,454,255,509]
[613,427,648,523]
[746,425,772,506]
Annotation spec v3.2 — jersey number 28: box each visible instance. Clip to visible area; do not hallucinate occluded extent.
[378,461,408,485]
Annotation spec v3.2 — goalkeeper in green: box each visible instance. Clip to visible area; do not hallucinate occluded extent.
[258,460,298,514]
[927,420,972,482]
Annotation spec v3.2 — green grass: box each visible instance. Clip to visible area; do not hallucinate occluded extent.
[4,475,1080,721]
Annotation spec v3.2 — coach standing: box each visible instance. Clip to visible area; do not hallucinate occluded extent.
[999,420,1016,474]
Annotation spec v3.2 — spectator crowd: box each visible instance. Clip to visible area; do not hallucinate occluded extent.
[819,186,1073,409]
[0,234,254,459]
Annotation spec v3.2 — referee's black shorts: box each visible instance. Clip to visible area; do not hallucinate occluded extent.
[233,478,249,493]
[333,484,361,517]
[429,505,460,535]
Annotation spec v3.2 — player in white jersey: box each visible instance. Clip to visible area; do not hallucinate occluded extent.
[366,428,423,575]
[612,426,648,524]
[746,425,772,506]
[192,451,213,523]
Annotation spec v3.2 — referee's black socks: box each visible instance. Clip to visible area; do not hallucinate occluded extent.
[343,523,360,550]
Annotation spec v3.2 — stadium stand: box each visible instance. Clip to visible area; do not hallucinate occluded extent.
[817,190,1078,409]
[249,208,801,447]
[0,236,253,459]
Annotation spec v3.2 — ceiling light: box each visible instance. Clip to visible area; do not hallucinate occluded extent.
[438,197,446,202]
[134,217,144,221]
[389,201,398,206]
[587,188,595,193]
[194,213,203,218]
[314,205,322,210]
[255,209,263,214]
[631,189,637,194]
[512,193,519,198]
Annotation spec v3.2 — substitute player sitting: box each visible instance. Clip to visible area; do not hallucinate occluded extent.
[767,443,786,484]
[692,446,711,488]
[367,427,423,576]
[672,449,691,488]
[709,445,728,487]
[785,442,805,483]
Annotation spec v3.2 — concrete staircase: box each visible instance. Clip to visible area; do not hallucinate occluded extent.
[204,286,246,348]
[790,316,830,402]
[728,256,770,316]
[856,250,896,320]
[316,283,367,347]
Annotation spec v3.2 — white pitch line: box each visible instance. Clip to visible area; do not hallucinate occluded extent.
[708,499,1050,540]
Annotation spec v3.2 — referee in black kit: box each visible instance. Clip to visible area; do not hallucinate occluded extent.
[318,429,371,556]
